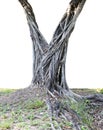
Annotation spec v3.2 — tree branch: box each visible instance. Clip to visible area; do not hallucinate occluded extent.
[18,0,49,83]
[42,0,86,90]
[18,0,48,52]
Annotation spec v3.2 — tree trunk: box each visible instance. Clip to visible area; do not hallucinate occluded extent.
[19,0,86,94]
[18,0,103,129]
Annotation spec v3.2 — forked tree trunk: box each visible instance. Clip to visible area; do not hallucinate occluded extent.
[18,0,103,129]
[19,0,86,95]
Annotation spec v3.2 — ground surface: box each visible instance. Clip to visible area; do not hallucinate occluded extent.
[0,87,103,130]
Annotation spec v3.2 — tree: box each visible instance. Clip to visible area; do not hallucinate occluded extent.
[18,0,103,129]
[18,0,86,95]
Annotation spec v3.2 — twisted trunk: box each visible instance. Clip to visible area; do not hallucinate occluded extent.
[18,0,103,129]
[19,0,86,95]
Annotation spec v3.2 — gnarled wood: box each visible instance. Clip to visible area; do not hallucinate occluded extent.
[19,0,86,92]
[19,0,48,84]
[19,0,97,129]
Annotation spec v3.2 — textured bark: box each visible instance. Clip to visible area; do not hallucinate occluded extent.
[18,1,103,129]
[19,0,49,85]
[19,0,86,93]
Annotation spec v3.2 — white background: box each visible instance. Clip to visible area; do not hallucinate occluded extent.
[0,0,103,89]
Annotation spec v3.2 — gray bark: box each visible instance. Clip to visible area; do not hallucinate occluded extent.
[18,0,86,95]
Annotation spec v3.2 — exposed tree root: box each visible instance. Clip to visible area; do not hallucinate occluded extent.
[85,94,103,102]
[46,88,103,130]
[46,89,83,130]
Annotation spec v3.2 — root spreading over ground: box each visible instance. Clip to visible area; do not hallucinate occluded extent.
[0,87,103,130]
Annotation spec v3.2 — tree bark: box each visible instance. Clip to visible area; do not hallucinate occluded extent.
[18,0,97,129]
[19,0,86,92]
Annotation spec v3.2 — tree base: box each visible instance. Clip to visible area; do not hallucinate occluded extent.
[0,85,103,129]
